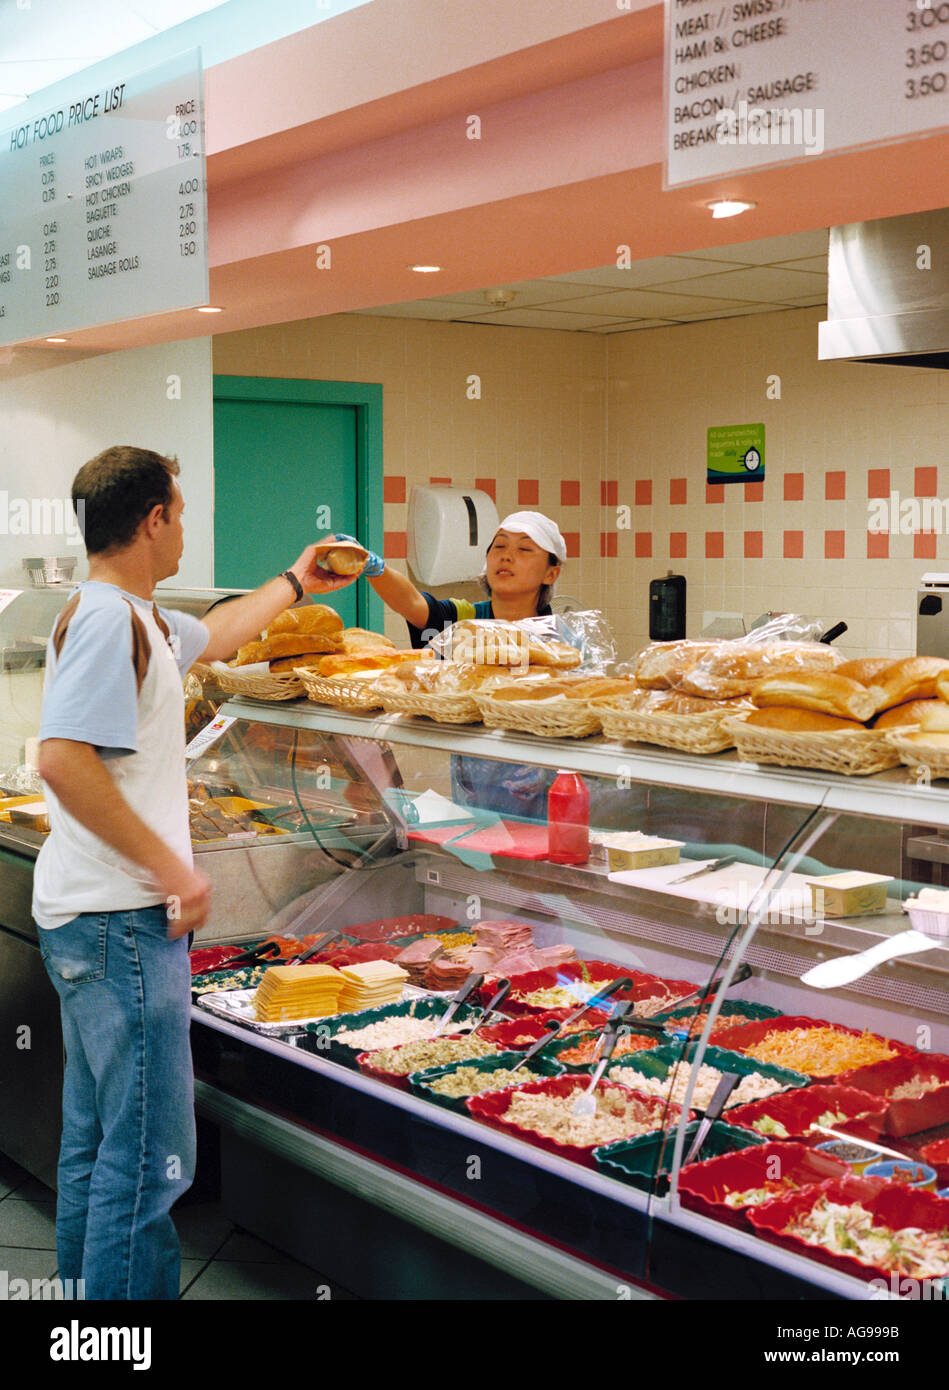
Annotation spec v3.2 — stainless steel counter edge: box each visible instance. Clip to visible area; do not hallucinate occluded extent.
[192,1005,875,1301]
[220,698,949,827]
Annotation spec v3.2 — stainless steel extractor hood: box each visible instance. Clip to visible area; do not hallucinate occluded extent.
[819,208,949,369]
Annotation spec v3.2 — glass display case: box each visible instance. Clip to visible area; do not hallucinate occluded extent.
[187,696,949,1301]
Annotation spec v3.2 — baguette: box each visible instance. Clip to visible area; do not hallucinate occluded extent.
[870,656,949,711]
[743,706,864,733]
[835,658,895,686]
[267,603,344,638]
[234,632,341,665]
[317,650,424,677]
[873,699,943,730]
[751,672,877,722]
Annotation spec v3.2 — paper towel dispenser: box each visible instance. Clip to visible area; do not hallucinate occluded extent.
[408,486,499,586]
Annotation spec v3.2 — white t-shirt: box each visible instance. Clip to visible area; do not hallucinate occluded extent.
[32,582,209,929]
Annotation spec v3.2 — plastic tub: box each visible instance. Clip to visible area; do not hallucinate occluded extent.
[594,1119,763,1195]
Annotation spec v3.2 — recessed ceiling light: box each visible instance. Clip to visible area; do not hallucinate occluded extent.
[197,305,223,313]
[707,199,757,219]
[409,264,442,273]
[46,337,68,343]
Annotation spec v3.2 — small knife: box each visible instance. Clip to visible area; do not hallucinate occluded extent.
[670,855,738,885]
[431,972,485,1037]
[286,930,343,966]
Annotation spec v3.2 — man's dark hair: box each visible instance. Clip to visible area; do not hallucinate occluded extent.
[72,446,180,555]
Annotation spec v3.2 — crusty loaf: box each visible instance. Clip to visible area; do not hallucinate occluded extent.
[267,603,345,638]
[234,632,340,665]
[835,658,895,686]
[679,641,842,699]
[339,627,395,653]
[870,656,949,712]
[744,706,864,733]
[873,699,943,730]
[449,620,581,669]
[752,673,877,722]
[634,641,717,689]
[317,650,424,677]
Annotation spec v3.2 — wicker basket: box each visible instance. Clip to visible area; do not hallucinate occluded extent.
[724,714,901,776]
[205,663,305,701]
[594,696,738,754]
[295,668,385,711]
[883,727,949,781]
[377,688,484,724]
[474,688,603,739]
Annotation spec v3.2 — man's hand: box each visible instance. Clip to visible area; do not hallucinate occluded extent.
[291,542,361,595]
[159,860,212,939]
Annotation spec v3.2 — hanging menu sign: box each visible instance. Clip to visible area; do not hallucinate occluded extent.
[665,0,949,189]
[0,48,208,346]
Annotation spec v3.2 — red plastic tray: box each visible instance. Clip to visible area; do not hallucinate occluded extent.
[477,1012,610,1048]
[748,1175,949,1283]
[344,914,459,942]
[920,1139,949,1188]
[466,1073,685,1168]
[834,1054,949,1137]
[677,1140,850,1231]
[708,1014,916,1079]
[495,963,696,1018]
[726,1083,889,1145]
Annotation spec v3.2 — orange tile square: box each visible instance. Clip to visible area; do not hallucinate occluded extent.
[868,468,890,498]
[670,532,687,559]
[915,532,938,560]
[383,475,406,504]
[783,531,804,559]
[384,530,407,559]
[745,482,764,502]
[706,484,724,504]
[744,531,763,558]
[784,473,804,502]
[635,479,653,507]
[916,467,939,497]
[867,532,889,560]
[825,530,846,559]
[669,478,687,505]
[563,532,581,559]
[825,471,846,501]
[475,476,496,501]
[601,480,618,506]
[518,479,539,506]
[429,476,452,486]
[635,532,652,559]
[705,531,724,559]
[561,480,581,506]
[600,531,618,558]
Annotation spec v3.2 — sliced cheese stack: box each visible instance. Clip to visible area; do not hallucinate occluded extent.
[253,964,345,1021]
[337,960,410,1012]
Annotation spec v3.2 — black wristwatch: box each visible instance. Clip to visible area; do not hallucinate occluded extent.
[279,569,303,602]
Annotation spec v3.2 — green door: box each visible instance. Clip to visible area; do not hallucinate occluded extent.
[212,377,384,630]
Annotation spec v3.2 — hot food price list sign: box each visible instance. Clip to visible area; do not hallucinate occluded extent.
[0,49,208,346]
[665,0,949,188]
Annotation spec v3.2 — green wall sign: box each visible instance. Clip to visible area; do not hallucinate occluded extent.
[707,423,765,485]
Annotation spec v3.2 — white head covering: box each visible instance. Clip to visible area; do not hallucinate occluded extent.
[491,511,567,564]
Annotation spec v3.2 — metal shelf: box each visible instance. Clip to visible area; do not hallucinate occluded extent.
[221,698,949,828]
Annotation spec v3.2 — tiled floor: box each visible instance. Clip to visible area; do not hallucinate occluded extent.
[0,1152,358,1300]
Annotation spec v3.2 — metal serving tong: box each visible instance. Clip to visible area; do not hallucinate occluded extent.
[669,962,753,1015]
[684,1072,742,1165]
[518,978,634,1064]
[456,979,512,1033]
[285,930,344,966]
[431,972,485,1037]
[224,940,283,968]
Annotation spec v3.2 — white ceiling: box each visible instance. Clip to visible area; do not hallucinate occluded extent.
[352,228,830,333]
[0,0,229,114]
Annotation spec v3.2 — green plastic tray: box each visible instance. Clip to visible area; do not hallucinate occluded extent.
[607,1042,811,1101]
[594,1119,765,1194]
[298,997,483,1069]
[408,1050,564,1116]
[539,1027,686,1074]
[655,999,784,1035]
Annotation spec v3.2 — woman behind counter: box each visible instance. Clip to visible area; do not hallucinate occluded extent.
[332,511,567,816]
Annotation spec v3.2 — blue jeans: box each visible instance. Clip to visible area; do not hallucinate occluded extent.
[38,906,196,1300]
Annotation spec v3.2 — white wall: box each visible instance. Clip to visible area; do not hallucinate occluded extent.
[0,337,214,588]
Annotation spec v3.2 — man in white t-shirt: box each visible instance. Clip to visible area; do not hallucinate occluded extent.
[34,445,355,1301]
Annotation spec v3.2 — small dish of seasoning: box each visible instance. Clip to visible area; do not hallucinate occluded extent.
[814,1139,883,1173]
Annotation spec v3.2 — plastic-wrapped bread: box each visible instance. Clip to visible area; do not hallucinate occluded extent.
[448,619,581,669]
[678,640,843,699]
[634,641,717,689]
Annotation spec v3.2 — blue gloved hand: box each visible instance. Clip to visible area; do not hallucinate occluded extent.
[327,533,385,577]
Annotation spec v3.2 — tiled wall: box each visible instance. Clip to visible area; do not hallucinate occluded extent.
[214,305,949,660]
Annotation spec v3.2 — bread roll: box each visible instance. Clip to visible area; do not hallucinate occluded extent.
[339,627,395,653]
[680,641,842,699]
[267,603,344,638]
[270,654,326,673]
[936,669,949,706]
[835,658,895,686]
[869,657,949,712]
[626,690,753,715]
[873,699,943,730]
[449,620,581,669]
[317,650,424,677]
[752,673,877,722]
[896,731,949,750]
[234,632,340,665]
[744,706,864,733]
[634,641,716,689]
[318,544,368,576]
[378,661,503,693]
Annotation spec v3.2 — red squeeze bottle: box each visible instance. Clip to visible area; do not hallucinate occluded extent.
[547,770,590,864]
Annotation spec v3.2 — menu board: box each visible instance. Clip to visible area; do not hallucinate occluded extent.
[0,48,208,346]
[665,0,949,188]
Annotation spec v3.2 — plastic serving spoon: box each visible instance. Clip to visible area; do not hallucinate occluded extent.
[683,1072,742,1165]
[571,1022,624,1117]
[800,931,939,991]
